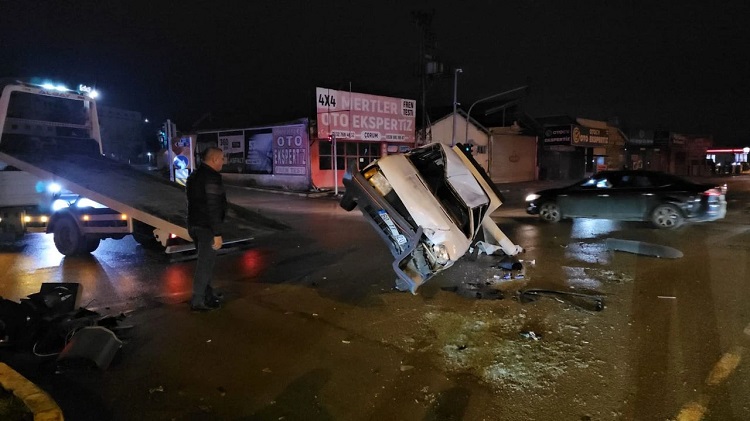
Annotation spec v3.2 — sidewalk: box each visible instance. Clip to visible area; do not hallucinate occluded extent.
[0,363,62,420]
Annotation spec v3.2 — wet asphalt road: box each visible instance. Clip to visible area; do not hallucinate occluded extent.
[1,176,750,420]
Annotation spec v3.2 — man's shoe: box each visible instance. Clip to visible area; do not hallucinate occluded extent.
[205,296,222,308]
[190,302,218,312]
[206,287,224,301]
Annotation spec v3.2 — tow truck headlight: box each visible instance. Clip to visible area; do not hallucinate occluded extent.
[52,199,70,212]
[76,198,104,208]
[47,183,62,194]
[525,193,540,202]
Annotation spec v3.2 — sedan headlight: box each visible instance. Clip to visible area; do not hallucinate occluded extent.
[525,193,540,202]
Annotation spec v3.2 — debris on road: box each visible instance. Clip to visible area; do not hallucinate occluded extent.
[605,238,683,258]
[0,283,128,371]
[520,331,542,341]
[518,289,604,312]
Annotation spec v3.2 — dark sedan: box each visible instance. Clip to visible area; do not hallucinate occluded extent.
[525,170,727,228]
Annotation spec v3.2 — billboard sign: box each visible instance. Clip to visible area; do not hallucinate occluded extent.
[543,125,572,145]
[218,133,245,172]
[224,124,309,176]
[316,87,416,143]
[272,124,308,176]
[628,129,655,146]
[571,126,609,147]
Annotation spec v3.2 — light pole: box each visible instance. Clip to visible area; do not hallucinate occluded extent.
[332,134,338,196]
[451,68,463,146]
[464,86,527,145]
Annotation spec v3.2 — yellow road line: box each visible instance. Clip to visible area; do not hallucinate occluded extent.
[706,346,744,386]
[674,322,750,421]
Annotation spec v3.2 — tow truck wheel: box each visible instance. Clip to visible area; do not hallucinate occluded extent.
[83,237,101,253]
[133,220,166,250]
[53,216,85,256]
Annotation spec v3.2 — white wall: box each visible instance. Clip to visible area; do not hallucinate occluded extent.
[428,113,490,171]
[488,130,537,183]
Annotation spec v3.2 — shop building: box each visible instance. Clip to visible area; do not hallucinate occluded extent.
[705,146,750,174]
[425,110,538,183]
[538,117,627,180]
[190,87,417,192]
[624,129,670,171]
[625,130,714,176]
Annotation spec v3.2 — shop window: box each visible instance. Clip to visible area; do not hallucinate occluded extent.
[319,141,380,170]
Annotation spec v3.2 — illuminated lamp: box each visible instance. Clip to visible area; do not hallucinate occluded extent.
[52,199,69,212]
[47,182,62,194]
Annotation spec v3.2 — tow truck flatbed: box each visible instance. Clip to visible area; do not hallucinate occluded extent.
[0,149,286,251]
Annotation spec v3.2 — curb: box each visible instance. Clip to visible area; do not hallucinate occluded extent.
[0,363,63,421]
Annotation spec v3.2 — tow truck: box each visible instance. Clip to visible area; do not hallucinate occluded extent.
[0,79,282,255]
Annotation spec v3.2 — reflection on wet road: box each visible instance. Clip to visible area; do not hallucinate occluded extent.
[1,179,749,420]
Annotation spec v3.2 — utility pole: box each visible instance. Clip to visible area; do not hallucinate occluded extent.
[412,9,438,145]
[452,68,463,146]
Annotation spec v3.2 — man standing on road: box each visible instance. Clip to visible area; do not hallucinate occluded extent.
[186,146,227,312]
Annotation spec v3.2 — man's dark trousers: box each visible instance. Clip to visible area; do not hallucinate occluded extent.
[189,226,217,307]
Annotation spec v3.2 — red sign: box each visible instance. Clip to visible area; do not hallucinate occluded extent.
[316,87,415,143]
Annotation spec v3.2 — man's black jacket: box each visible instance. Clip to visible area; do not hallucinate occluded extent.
[186,163,227,236]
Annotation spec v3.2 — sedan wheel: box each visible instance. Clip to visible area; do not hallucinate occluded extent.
[651,204,684,229]
[539,202,561,223]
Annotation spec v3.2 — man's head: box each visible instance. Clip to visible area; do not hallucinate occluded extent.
[202,147,224,171]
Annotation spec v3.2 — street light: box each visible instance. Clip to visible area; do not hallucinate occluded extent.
[451,68,463,146]
[464,86,528,146]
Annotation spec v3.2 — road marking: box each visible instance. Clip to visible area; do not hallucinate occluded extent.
[676,396,708,421]
[675,325,749,421]
[706,346,743,386]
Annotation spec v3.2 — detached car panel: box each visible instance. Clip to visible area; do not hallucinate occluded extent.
[341,143,522,293]
[525,170,727,228]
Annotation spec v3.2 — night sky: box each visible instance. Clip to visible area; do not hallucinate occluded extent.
[2,1,748,145]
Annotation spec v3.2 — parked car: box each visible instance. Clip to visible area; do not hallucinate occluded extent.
[525,170,727,228]
[340,143,523,293]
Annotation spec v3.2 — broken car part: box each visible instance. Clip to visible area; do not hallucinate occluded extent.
[605,238,683,259]
[340,143,522,293]
[518,289,604,312]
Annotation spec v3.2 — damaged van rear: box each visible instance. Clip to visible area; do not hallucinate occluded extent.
[340,143,523,293]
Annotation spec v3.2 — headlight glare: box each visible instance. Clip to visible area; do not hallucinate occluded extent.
[432,243,450,262]
[525,193,541,202]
